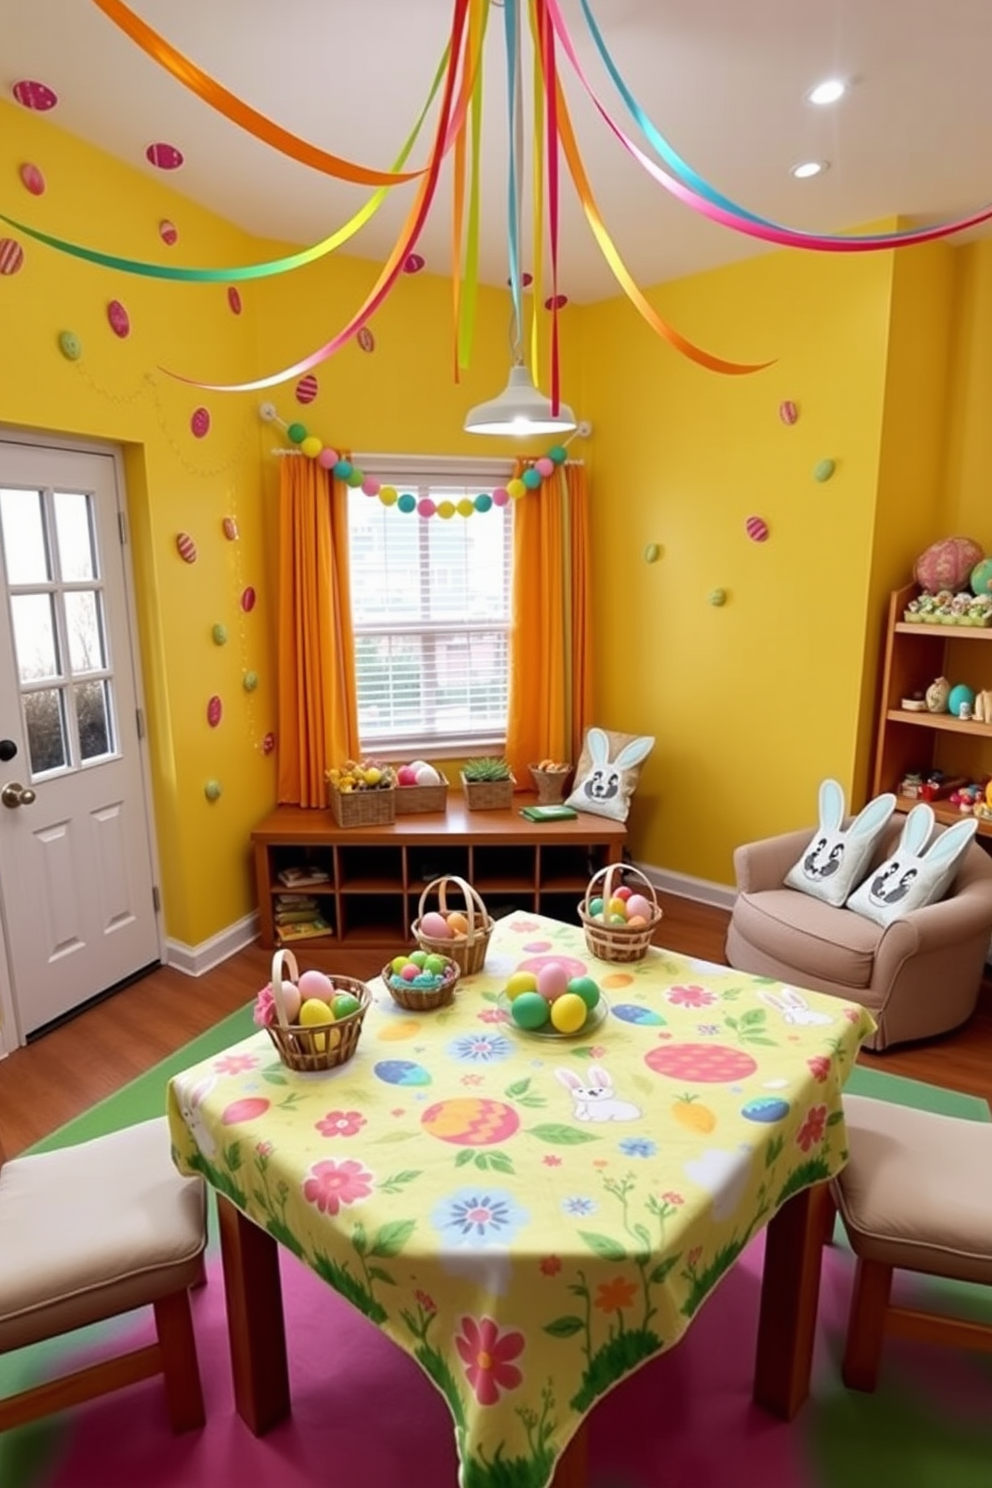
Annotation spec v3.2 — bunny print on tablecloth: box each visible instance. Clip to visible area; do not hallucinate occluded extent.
[173,1072,218,1159]
[555,1065,642,1122]
[757,987,834,1027]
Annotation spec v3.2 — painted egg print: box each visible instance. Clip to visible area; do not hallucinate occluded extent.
[645,1042,759,1084]
[373,1059,431,1087]
[227,286,242,315]
[741,1097,790,1123]
[107,300,130,338]
[611,1003,665,1027]
[146,141,184,170]
[0,239,25,276]
[190,407,210,438]
[12,80,58,111]
[240,586,256,612]
[745,515,769,543]
[295,375,318,404]
[207,696,223,728]
[175,532,197,563]
[356,326,375,353]
[421,1098,520,1147]
[19,162,45,195]
[159,219,179,246]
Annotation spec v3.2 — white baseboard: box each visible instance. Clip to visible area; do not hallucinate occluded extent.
[632,861,736,913]
[164,912,259,977]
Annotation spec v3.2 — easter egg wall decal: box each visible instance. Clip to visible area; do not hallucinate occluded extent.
[190,407,210,438]
[212,624,228,645]
[243,671,258,692]
[241,586,256,612]
[159,219,178,245]
[176,532,197,563]
[708,588,727,606]
[295,374,318,404]
[813,458,836,482]
[12,80,58,111]
[778,400,799,425]
[222,516,239,541]
[227,286,242,315]
[644,543,660,564]
[403,252,425,273]
[204,779,222,801]
[58,330,81,360]
[146,141,184,170]
[357,326,375,353]
[207,696,223,727]
[261,732,276,754]
[0,239,25,276]
[745,515,769,543]
[19,162,45,195]
[107,300,130,338]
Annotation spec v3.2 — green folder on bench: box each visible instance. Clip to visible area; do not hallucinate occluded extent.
[519,804,578,822]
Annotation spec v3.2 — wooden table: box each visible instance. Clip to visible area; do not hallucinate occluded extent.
[169,917,873,1486]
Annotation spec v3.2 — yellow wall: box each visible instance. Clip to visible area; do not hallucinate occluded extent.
[3,100,989,934]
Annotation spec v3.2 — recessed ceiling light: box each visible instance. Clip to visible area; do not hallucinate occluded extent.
[791,160,829,180]
[807,78,847,106]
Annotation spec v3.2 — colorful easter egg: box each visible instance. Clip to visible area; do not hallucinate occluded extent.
[159,219,178,246]
[625,893,654,921]
[261,732,276,754]
[374,1059,431,1087]
[145,141,184,170]
[537,961,570,1002]
[212,624,228,645]
[778,400,798,425]
[176,532,197,563]
[12,80,58,111]
[295,374,318,404]
[222,516,239,541]
[106,300,130,338]
[645,1043,758,1083]
[221,1097,270,1125]
[419,911,452,940]
[207,696,223,727]
[421,1097,520,1146]
[58,330,81,359]
[550,991,588,1034]
[204,780,222,801]
[0,238,25,276]
[241,586,256,612]
[190,407,210,438]
[504,970,539,1001]
[544,294,569,310]
[519,953,587,980]
[915,536,984,594]
[567,976,601,1010]
[298,969,335,1001]
[600,972,634,989]
[446,911,469,936]
[357,326,375,353]
[813,458,835,482]
[403,253,425,273]
[19,162,45,195]
[644,543,660,564]
[745,515,769,543]
[741,1097,791,1123]
[243,671,258,692]
[709,588,727,606]
[227,286,242,315]
[511,992,551,1030]
[611,1003,665,1026]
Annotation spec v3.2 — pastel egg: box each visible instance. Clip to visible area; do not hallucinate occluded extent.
[159,219,179,246]
[298,969,335,1002]
[779,400,799,425]
[504,970,538,1001]
[190,407,210,438]
[374,1059,431,1087]
[421,1097,520,1146]
[745,515,769,543]
[742,1097,791,1123]
[277,981,302,1022]
[536,962,570,1001]
[241,587,256,612]
[423,954,448,975]
[567,976,601,1010]
[625,894,654,921]
[446,911,469,936]
[550,992,588,1034]
[204,780,222,801]
[511,992,551,1030]
[295,374,319,404]
[0,239,25,276]
[607,897,627,918]
[19,162,45,196]
[222,516,239,541]
[414,763,441,786]
[228,286,243,315]
[176,532,197,563]
[627,915,648,928]
[419,911,452,939]
[611,1003,665,1026]
[212,624,228,645]
[107,300,130,338]
[207,695,222,727]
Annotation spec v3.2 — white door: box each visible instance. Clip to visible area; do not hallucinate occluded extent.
[0,440,160,1041]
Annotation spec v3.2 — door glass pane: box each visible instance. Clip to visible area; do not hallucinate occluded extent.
[65,590,105,672]
[0,487,50,584]
[10,593,60,682]
[54,490,96,581]
[24,689,67,773]
[75,679,112,760]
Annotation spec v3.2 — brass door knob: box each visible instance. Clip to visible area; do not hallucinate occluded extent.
[1,782,37,809]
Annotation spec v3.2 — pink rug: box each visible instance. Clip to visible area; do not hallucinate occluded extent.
[12,1229,992,1488]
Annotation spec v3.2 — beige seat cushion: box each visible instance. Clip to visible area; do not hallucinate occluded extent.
[730,890,881,990]
[833,1094,992,1287]
[0,1117,206,1351]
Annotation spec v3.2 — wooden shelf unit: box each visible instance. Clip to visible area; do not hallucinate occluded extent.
[252,796,627,950]
[872,582,992,836]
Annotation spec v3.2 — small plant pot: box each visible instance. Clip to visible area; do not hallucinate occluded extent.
[460,772,515,811]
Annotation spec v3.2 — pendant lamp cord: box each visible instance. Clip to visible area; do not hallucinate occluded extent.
[503,0,525,366]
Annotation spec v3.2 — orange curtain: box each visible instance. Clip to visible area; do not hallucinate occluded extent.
[276,456,360,807]
[505,461,593,783]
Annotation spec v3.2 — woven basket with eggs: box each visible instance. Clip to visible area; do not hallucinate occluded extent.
[577,864,662,964]
[259,949,371,1072]
[393,761,450,815]
[411,875,493,975]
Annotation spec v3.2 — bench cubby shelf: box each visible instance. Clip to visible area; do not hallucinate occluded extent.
[252,797,627,950]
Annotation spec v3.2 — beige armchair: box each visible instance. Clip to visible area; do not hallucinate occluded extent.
[725,816,992,1051]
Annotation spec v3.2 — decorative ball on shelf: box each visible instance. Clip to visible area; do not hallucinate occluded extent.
[948,683,976,719]
[914,536,983,595]
[969,558,992,597]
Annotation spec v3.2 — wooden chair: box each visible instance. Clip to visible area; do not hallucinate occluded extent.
[0,1117,207,1433]
[830,1094,992,1390]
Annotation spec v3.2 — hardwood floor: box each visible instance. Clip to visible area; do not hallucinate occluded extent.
[1,892,990,1158]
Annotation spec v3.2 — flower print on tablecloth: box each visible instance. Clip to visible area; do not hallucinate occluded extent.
[447,1031,514,1063]
[432,1187,530,1247]
[456,1315,525,1406]
[303,1157,375,1215]
[666,983,719,1008]
[315,1109,367,1138]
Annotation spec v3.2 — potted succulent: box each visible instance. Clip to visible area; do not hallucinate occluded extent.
[460,756,515,811]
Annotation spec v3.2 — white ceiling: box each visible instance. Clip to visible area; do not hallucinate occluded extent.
[4,0,992,303]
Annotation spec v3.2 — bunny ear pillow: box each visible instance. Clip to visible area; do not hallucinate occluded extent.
[845,805,978,927]
[784,779,897,908]
[565,726,655,822]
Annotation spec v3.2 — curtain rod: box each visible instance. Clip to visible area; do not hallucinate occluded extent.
[269,448,585,466]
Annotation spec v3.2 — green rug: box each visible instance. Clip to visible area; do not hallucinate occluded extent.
[30,1005,989,1157]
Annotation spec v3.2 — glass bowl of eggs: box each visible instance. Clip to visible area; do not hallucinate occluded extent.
[497,962,609,1040]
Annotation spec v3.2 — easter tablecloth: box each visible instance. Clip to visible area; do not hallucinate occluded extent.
[167,914,875,1488]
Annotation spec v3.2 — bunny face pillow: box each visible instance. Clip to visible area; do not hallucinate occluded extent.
[845,807,978,927]
[784,779,897,908]
[565,726,655,822]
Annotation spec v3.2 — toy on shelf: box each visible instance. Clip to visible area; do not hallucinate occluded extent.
[903,589,992,627]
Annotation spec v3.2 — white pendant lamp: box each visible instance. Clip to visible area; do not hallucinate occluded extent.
[464,363,576,437]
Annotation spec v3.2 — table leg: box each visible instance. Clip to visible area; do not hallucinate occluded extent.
[552,1421,588,1488]
[753,1180,830,1419]
[217,1194,291,1434]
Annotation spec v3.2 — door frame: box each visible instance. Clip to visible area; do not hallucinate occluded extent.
[0,427,164,1054]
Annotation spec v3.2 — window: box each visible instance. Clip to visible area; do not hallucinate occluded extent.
[347,457,515,757]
